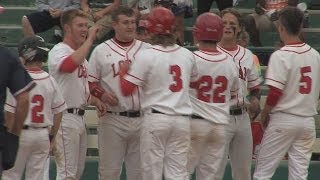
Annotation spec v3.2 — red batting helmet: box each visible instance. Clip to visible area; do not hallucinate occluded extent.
[146,7,175,35]
[193,12,223,42]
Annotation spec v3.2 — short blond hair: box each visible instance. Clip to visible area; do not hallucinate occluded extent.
[60,9,88,28]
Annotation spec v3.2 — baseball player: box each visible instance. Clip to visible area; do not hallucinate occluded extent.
[48,9,107,180]
[2,35,67,180]
[253,7,320,180]
[87,6,149,180]
[215,8,263,180]
[186,12,239,180]
[119,7,198,180]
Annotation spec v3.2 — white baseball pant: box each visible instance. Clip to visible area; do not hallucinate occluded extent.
[54,113,87,180]
[187,118,227,180]
[140,112,190,180]
[98,113,142,180]
[216,112,253,180]
[2,128,50,180]
[253,112,315,180]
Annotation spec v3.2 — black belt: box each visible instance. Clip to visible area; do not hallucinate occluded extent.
[152,109,189,117]
[23,125,48,130]
[107,111,141,118]
[67,108,85,116]
[230,107,246,115]
[191,114,204,119]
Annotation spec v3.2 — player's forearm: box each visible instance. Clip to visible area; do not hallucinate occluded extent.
[71,38,94,66]
[249,85,261,100]
[11,92,29,135]
[89,82,105,99]
[100,0,120,15]
[4,111,15,131]
[51,112,63,139]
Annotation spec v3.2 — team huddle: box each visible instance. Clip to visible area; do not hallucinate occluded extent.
[2,4,320,180]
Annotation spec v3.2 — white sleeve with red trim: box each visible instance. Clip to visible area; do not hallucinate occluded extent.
[190,54,199,82]
[88,46,102,83]
[247,51,263,89]
[48,43,74,75]
[264,52,288,90]
[50,77,67,114]
[4,90,16,113]
[124,51,151,87]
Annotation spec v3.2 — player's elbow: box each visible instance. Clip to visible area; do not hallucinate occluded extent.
[15,91,29,109]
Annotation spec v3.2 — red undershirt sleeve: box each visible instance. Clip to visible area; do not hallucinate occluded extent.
[266,85,283,107]
[89,82,105,99]
[59,56,79,73]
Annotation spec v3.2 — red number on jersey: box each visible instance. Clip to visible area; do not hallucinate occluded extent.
[31,95,44,123]
[299,66,312,94]
[169,65,183,92]
[197,76,228,103]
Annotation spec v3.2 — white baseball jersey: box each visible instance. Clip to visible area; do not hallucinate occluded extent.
[5,69,66,126]
[48,42,91,109]
[265,43,320,116]
[88,39,149,111]
[124,44,198,115]
[190,50,239,124]
[218,45,262,107]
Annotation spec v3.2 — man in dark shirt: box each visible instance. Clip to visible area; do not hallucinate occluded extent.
[0,46,35,173]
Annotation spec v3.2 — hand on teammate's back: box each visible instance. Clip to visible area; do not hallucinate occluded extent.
[260,110,270,129]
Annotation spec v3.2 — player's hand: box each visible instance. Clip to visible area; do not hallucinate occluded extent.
[248,96,261,121]
[95,100,107,117]
[101,92,119,106]
[81,4,91,13]
[87,26,99,43]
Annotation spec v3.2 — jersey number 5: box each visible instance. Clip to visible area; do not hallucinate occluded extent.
[299,66,312,94]
[197,75,228,103]
[169,65,183,92]
[31,95,44,123]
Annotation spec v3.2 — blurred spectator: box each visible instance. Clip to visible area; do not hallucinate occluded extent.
[197,0,233,15]
[81,0,120,41]
[21,0,80,39]
[243,0,299,46]
[127,0,154,17]
[154,0,193,45]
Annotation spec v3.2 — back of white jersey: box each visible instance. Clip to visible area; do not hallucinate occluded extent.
[88,39,149,111]
[218,45,262,107]
[190,50,239,124]
[125,44,198,115]
[5,70,66,127]
[265,43,320,116]
[48,42,90,109]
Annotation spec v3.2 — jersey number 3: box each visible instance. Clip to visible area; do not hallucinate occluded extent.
[299,66,312,94]
[169,65,183,92]
[31,95,44,123]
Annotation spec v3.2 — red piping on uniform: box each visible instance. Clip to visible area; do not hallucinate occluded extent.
[88,74,100,81]
[132,42,143,60]
[265,78,285,85]
[266,86,283,107]
[104,42,125,57]
[5,103,15,108]
[279,47,311,54]
[112,38,134,48]
[59,56,78,73]
[193,52,227,62]
[152,46,181,53]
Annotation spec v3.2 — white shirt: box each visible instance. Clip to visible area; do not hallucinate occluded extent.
[125,44,198,115]
[190,50,239,124]
[48,42,91,109]
[265,43,320,116]
[5,69,66,127]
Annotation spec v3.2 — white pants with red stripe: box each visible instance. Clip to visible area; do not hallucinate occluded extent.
[215,112,253,180]
[2,128,50,180]
[54,113,87,180]
[187,118,227,180]
[140,113,190,180]
[253,112,315,180]
[97,113,142,180]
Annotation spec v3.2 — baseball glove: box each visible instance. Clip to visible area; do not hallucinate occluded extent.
[0,126,19,170]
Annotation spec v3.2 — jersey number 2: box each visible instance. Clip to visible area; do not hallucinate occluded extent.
[197,76,228,103]
[169,65,183,92]
[299,66,312,94]
[31,95,44,123]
